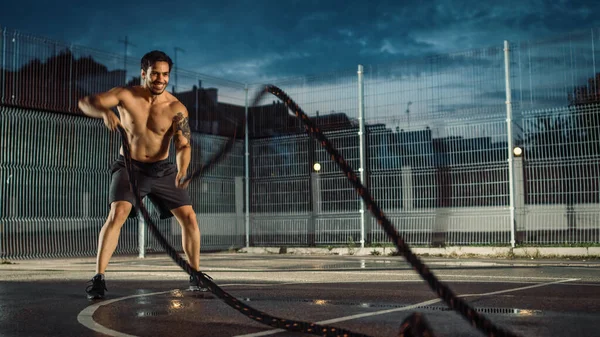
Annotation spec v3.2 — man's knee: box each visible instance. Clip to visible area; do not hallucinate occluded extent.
[182,210,197,226]
[174,206,197,227]
[108,201,132,225]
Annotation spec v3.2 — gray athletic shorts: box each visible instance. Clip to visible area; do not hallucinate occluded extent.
[108,155,192,219]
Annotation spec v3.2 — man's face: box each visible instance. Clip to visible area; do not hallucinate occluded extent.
[142,61,170,95]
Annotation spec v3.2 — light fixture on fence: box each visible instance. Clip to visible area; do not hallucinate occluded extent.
[513,146,523,157]
[313,162,321,172]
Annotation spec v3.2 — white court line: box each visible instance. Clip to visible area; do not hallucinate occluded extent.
[234,278,579,337]
[77,290,173,337]
[76,283,301,337]
[77,278,578,337]
[287,271,582,281]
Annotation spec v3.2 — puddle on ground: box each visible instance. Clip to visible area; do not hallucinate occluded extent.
[316,260,407,270]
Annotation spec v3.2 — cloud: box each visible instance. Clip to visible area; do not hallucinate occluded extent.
[379,40,401,55]
[195,51,312,82]
[2,0,600,85]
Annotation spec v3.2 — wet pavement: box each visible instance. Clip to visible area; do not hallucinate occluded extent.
[1,253,599,336]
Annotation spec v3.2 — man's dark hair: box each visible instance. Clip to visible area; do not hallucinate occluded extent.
[140,50,173,72]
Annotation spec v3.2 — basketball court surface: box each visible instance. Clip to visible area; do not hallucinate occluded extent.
[1,253,599,336]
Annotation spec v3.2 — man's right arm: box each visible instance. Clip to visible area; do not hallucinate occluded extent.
[78,87,124,130]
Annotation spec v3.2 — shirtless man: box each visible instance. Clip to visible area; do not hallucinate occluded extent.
[79,50,205,299]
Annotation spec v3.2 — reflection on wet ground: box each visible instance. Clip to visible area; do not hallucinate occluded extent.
[239,296,544,316]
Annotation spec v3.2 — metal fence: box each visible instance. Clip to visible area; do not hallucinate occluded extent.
[1,26,600,259]
[0,28,248,259]
[512,30,600,245]
[245,28,600,248]
[0,106,246,258]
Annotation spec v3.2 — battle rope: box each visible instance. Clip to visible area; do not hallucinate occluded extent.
[398,313,435,337]
[113,82,521,337]
[116,124,369,337]
[256,84,521,337]
[180,114,242,185]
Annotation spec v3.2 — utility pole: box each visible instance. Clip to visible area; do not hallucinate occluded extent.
[174,46,185,93]
[118,36,136,85]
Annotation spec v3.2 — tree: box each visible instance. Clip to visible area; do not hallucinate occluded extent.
[521,72,600,208]
[568,72,600,156]
[2,49,126,114]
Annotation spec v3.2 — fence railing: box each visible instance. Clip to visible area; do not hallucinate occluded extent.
[1,26,600,259]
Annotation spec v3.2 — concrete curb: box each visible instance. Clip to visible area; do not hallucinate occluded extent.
[239,246,600,258]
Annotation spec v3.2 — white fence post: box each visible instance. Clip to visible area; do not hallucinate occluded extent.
[504,40,517,248]
[357,65,366,248]
[244,84,251,248]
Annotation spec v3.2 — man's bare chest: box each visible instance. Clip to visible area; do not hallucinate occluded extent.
[119,104,174,134]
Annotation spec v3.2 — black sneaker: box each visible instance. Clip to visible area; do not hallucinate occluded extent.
[188,273,211,292]
[86,274,107,300]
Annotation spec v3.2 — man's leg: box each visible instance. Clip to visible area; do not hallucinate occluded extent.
[171,205,200,271]
[86,201,133,300]
[96,201,133,274]
[145,162,201,290]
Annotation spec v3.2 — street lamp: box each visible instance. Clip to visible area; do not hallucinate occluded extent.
[513,146,523,157]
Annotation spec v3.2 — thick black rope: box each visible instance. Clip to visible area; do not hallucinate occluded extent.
[180,114,241,185]
[116,124,369,337]
[398,313,436,337]
[115,82,521,337]
[257,84,521,337]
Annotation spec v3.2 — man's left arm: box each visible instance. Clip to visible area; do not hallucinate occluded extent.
[172,105,192,188]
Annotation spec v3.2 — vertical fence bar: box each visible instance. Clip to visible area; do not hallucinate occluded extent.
[1,27,5,105]
[122,36,128,85]
[195,78,199,130]
[592,28,597,93]
[357,65,366,248]
[68,43,73,112]
[504,40,516,248]
[244,84,250,247]
[11,30,17,106]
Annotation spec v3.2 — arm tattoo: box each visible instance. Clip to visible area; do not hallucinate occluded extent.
[174,112,191,143]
